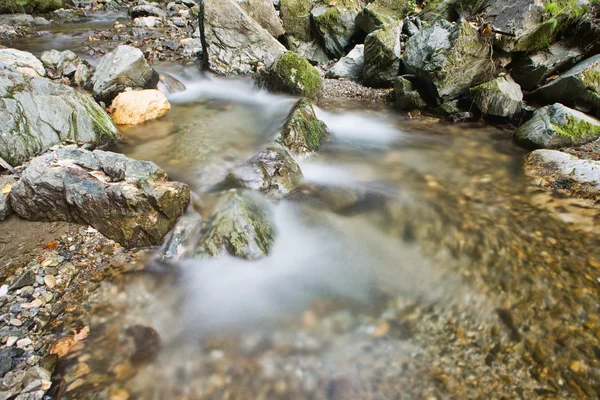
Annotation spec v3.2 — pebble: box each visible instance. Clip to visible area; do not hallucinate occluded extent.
[43,276,56,289]
[10,319,22,327]
[16,338,32,349]
[6,337,18,347]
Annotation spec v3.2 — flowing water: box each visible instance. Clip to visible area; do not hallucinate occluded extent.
[4,15,600,400]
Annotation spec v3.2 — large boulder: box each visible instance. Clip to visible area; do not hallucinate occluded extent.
[91,45,159,104]
[403,19,494,103]
[515,103,600,148]
[484,0,547,52]
[255,51,322,98]
[201,0,286,75]
[469,75,523,118]
[109,89,171,125]
[0,69,118,167]
[525,149,600,200]
[0,49,45,77]
[237,0,285,38]
[280,0,313,41]
[325,44,364,81]
[278,98,328,156]
[0,175,16,221]
[225,146,303,199]
[529,54,600,113]
[197,189,275,260]
[9,148,190,248]
[355,0,412,33]
[362,21,402,88]
[311,2,359,58]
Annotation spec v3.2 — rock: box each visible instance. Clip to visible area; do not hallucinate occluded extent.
[130,4,168,18]
[197,190,275,260]
[40,49,79,78]
[484,0,546,52]
[362,21,402,88]
[9,148,190,248]
[126,325,161,365]
[469,75,523,118]
[280,0,312,41]
[278,98,328,156]
[73,62,93,87]
[9,271,36,291]
[255,51,322,98]
[0,49,45,77]
[0,176,16,220]
[33,17,51,26]
[109,89,171,125]
[355,0,411,34]
[156,72,186,95]
[394,76,427,110]
[171,16,187,27]
[134,16,161,28]
[403,17,420,37]
[0,348,24,378]
[403,19,494,102]
[237,0,285,38]
[311,2,358,59]
[226,146,303,198]
[179,38,203,58]
[91,45,159,104]
[0,14,36,27]
[511,44,583,91]
[530,54,600,113]
[0,69,118,167]
[525,149,600,200]
[515,103,600,148]
[325,44,364,81]
[157,210,203,263]
[287,38,329,65]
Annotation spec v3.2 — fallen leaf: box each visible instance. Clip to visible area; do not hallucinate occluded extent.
[1,183,11,194]
[50,326,90,358]
[73,326,90,342]
[42,242,59,250]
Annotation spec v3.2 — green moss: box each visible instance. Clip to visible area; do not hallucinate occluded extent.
[544,0,588,19]
[314,7,343,34]
[515,18,558,52]
[280,0,313,41]
[279,98,328,154]
[582,69,600,92]
[553,114,600,141]
[0,0,63,13]
[79,95,118,143]
[261,51,322,98]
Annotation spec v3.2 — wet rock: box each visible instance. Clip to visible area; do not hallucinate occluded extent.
[109,89,171,125]
[485,0,546,52]
[238,0,285,38]
[287,38,329,65]
[134,16,161,28]
[280,0,312,41]
[157,210,203,263]
[9,271,35,291]
[130,4,168,19]
[91,45,160,104]
[33,17,50,26]
[0,69,118,166]
[356,0,411,34]
[311,3,358,59]
[197,189,275,260]
[403,17,419,37]
[469,75,523,118]
[9,148,190,248]
[40,49,79,78]
[362,21,402,88]
[0,14,36,27]
[394,76,426,110]
[278,98,328,156]
[0,348,24,378]
[201,0,286,75]
[156,72,186,95]
[0,49,45,77]
[403,19,494,102]
[530,54,600,113]
[0,176,16,220]
[325,44,364,81]
[525,149,600,200]
[125,325,161,365]
[73,62,93,87]
[226,146,303,198]
[515,103,600,148]
[255,51,322,98]
[511,43,583,91]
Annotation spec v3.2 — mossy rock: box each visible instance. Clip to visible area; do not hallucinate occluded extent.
[469,75,523,118]
[254,51,322,98]
[0,0,63,13]
[311,2,359,58]
[394,76,427,110]
[280,0,313,41]
[356,0,414,33]
[278,98,329,156]
[362,20,403,88]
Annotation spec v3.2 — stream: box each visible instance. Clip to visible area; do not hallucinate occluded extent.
[4,13,600,400]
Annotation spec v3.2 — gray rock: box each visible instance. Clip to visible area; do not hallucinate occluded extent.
[362,21,402,88]
[197,189,275,260]
[157,210,203,264]
[9,148,190,248]
[226,146,303,198]
[0,14,36,27]
[485,0,546,52]
[287,38,329,65]
[325,44,364,81]
[130,4,168,18]
[0,49,45,77]
[280,0,312,41]
[255,51,322,98]
[311,4,358,58]
[0,348,24,378]
[530,54,600,113]
[515,103,600,148]
[469,75,523,118]
[73,62,93,87]
[91,45,159,104]
[511,44,583,91]
[156,72,186,94]
[0,176,16,220]
[33,17,51,26]
[40,49,79,78]
[403,17,419,37]
[395,76,427,110]
[134,16,162,28]
[9,271,35,291]
[403,19,494,102]
[237,0,285,38]
[355,0,409,34]
[202,0,286,75]
[525,149,600,200]
[0,69,118,167]
[278,98,328,156]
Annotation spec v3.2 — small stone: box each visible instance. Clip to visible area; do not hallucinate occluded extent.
[43,276,56,289]
[6,337,18,347]
[16,338,32,349]
[10,271,36,291]
[9,319,22,327]
[31,299,43,308]
[9,304,22,314]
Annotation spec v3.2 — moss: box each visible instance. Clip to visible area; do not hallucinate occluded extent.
[0,0,63,13]
[314,7,343,34]
[260,51,322,98]
[79,95,118,143]
[553,114,600,141]
[543,0,588,19]
[280,0,313,41]
[582,69,600,92]
[279,98,328,154]
[515,18,558,52]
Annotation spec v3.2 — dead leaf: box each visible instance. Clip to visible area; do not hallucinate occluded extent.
[50,326,90,358]
[73,326,90,342]
[42,242,59,250]
[1,183,11,194]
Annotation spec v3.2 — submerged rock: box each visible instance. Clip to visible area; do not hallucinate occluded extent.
[469,75,523,118]
[226,146,303,199]
[157,72,186,95]
[238,0,285,38]
[0,49,45,77]
[9,148,190,248]
[403,19,494,102]
[197,190,275,260]
[0,175,16,220]
[255,51,322,98]
[515,103,600,148]
[311,2,358,58]
[109,89,171,125]
[0,69,118,166]
[356,0,411,33]
[362,21,402,88]
[278,98,328,156]
[158,210,203,264]
[395,76,427,110]
[525,149,600,200]
[202,0,286,75]
[91,45,159,104]
[325,44,364,81]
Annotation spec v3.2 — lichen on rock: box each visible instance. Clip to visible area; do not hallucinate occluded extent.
[278,98,329,156]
